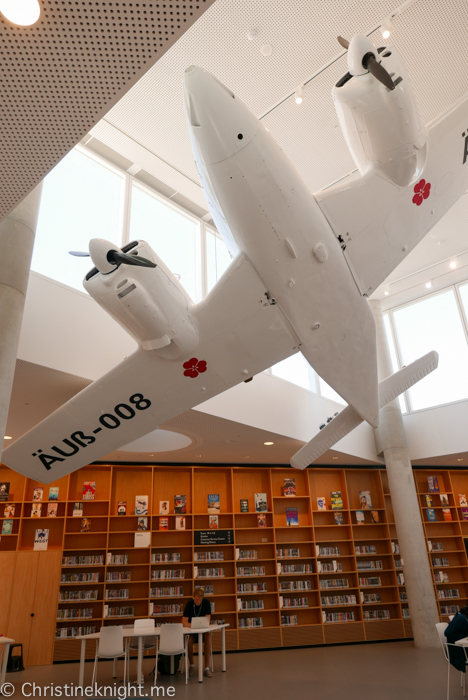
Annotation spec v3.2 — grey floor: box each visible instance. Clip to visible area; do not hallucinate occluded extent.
[2,641,457,700]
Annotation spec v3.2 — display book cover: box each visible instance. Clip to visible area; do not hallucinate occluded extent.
[427,476,440,493]
[286,507,298,526]
[254,493,267,512]
[135,531,151,548]
[2,519,13,535]
[330,491,343,510]
[34,528,49,551]
[240,499,249,513]
[440,493,450,506]
[174,495,186,514]
[31,503,42,517]
[283,478,296,497]
[47,502,58,517]
[0,482,10,502]
[4,504,15,517]
[48,487,59,501]
[73,502,83,517]
[159,500,169,515]
[33,487,43,501]
[359,490,372,509]
[176,516,186,530]
[256,513,267,527]
[117,502,127,515]
[209,515,218,529]
[426,508,437,521]
[355,510,365,524]
[81,517,91,533]
[138,516,148,530]
[207,494,220,514]
[159,516,169,530]
[135,496,148,516]
[82,481,96,500]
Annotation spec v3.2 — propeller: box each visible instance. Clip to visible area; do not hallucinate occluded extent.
[69,249,156,268]
[338,34,395,91]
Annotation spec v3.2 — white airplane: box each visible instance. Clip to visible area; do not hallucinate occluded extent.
[4,34,468,482]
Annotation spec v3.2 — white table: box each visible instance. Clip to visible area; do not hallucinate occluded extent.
[0,637,14,692]
[75,623,228,686]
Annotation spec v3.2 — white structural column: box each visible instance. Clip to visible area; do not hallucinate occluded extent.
[0,185,42,463]
[369,299,439,648]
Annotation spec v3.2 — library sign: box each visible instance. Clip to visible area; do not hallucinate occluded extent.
[194,529,234,545]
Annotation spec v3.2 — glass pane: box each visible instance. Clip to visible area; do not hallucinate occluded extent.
[459,283,468,324]
[392,290,468,411]
[318,378,346,405]
[272,353,318,393]
[32,149,124,291]
[383,313,407,414]
[130,185,201,302]
[206,226,233,292]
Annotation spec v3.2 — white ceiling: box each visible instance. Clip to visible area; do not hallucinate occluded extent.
[89,0,468,306]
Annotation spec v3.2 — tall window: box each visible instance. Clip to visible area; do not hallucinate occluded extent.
[392,289,468,411]
[130,184,201,302]
[32,149,125,291]
[206,226,233,292]
[318,378,346,405]
[272,354,318,393]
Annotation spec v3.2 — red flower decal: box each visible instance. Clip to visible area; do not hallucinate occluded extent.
[183,358,207,378]
[412,178,431,206]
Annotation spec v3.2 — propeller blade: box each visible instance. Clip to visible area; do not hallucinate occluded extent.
[366,55,395,90]
[69,251,90,257]
[337,35,350,49]
[108,251,157,268]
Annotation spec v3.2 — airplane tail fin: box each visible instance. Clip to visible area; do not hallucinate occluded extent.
[290,351,439,470]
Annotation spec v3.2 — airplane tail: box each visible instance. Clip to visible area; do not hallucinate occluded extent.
[290,351,439,470]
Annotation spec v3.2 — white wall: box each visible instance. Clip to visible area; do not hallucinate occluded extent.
[403,400,468,459]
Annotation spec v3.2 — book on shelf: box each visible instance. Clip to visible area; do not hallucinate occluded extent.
[117,502,127,515]
[82,481,96,500]
[174,495,186,514]
[2,519,13,535]
[424,495,433,507]
[461,508,468,521]
[257,513,267,528]
[283,478,296,497]
[135,495,148,515]
[255,493,268,512]
[286,507,298,527]
[134,531,151,548]
[355,510,365,524]
[440,494,450,506]
[176,516,186,531]
[240,499,249,513]
[0,482,10,502]
[34,528,49,551]
[330,491,343,510]
[334,512,344,525]
[359,490,372,509]
[317,497,326,511]
[426,508,437,522]
[4,504,15,517]
[138,517,148,531]
[33,487,43,501]
[81,518,91,533]
[370,511,379,523]
[159,500,169,516]
[427,476,440,493]
[31,503,42,517]
[209,515,219,529]
[442,508,453,522]
[207,494,220,513]
[159,517,169,530]
[459,494,468,507]
[48,487,59,501]
[47,503,58,517]
[73,502,83,517]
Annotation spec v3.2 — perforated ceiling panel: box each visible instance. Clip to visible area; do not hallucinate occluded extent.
[0,0,214,221]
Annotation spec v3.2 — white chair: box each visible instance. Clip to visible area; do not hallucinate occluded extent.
[92,626,127,686]
[154,624,188,685]
[127,618,156,681]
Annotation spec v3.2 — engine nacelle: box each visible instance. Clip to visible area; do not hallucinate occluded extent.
[333,45,427,188]
[84,240,199,360]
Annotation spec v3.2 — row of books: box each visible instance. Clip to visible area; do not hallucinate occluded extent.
[317,546,340,557]
[280,597,309,608]
[432,557,450,567]
[424,493,468,507]
[151,587,184,597]
[55,626,96,638]
[59,590,98,601]
[236,566,265,577]
[237,550,258,560]
[281,616,298,626]
[237,599,265,610]
[150,604,184,615]
[104,606,135,618]
[321,595,357,606]
[61,573,99,583]
[434,572,449,583]
[356,561,383,571]
[151,569,185,580]
[437,589,460,599]
[152,553,181,562]
[238,617,263,628]
[317,561,342,573]
[106,572,131,582]
[195,551,224,561]
[195,567,225,579]
[237,583,268,593]
[355,545,377,554]
[363,610,390,621]
[62,555,104,566]
[276,548,300,559]
[320,579,349,589]
[105,589,130,599]
[359,577,382,587]
[57,609,93,620]
[323,611,355,623]
[278,564,313,574]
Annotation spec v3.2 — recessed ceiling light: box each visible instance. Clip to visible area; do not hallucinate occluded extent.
[244,455,250,458]
[332,456,339,460]
[195,454,201,458]
[381,20,393,39]
[425,281,432,289]
[264,441,274,446]
[295,85,304,105]
[3,436,12,440]
[450,260,457,269]
[260,44,272,57]
[148,454,154,457]
[384,288,389,296]
[457,458,464,462]
[0,0,40,25]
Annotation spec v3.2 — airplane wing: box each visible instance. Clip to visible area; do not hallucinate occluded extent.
[315,93,468,297]
[3,253,300,483]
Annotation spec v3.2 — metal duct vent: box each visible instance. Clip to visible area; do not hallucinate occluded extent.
[0,0,214,221]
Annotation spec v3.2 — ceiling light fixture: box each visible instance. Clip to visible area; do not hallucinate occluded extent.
[3,436,12,440]
[384,288,389,296]
[457,458,464,462]
[381,20,393,39]
[0,0,40,26]
[260,44,272,57]
[295,85,304,105]
[264,441,274,446]
[425,281,433,289]
[332,456,339,460]
[450,260,457,269]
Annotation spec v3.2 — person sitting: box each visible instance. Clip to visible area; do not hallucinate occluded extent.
[445,606,468,672]
[182,587,212,677]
